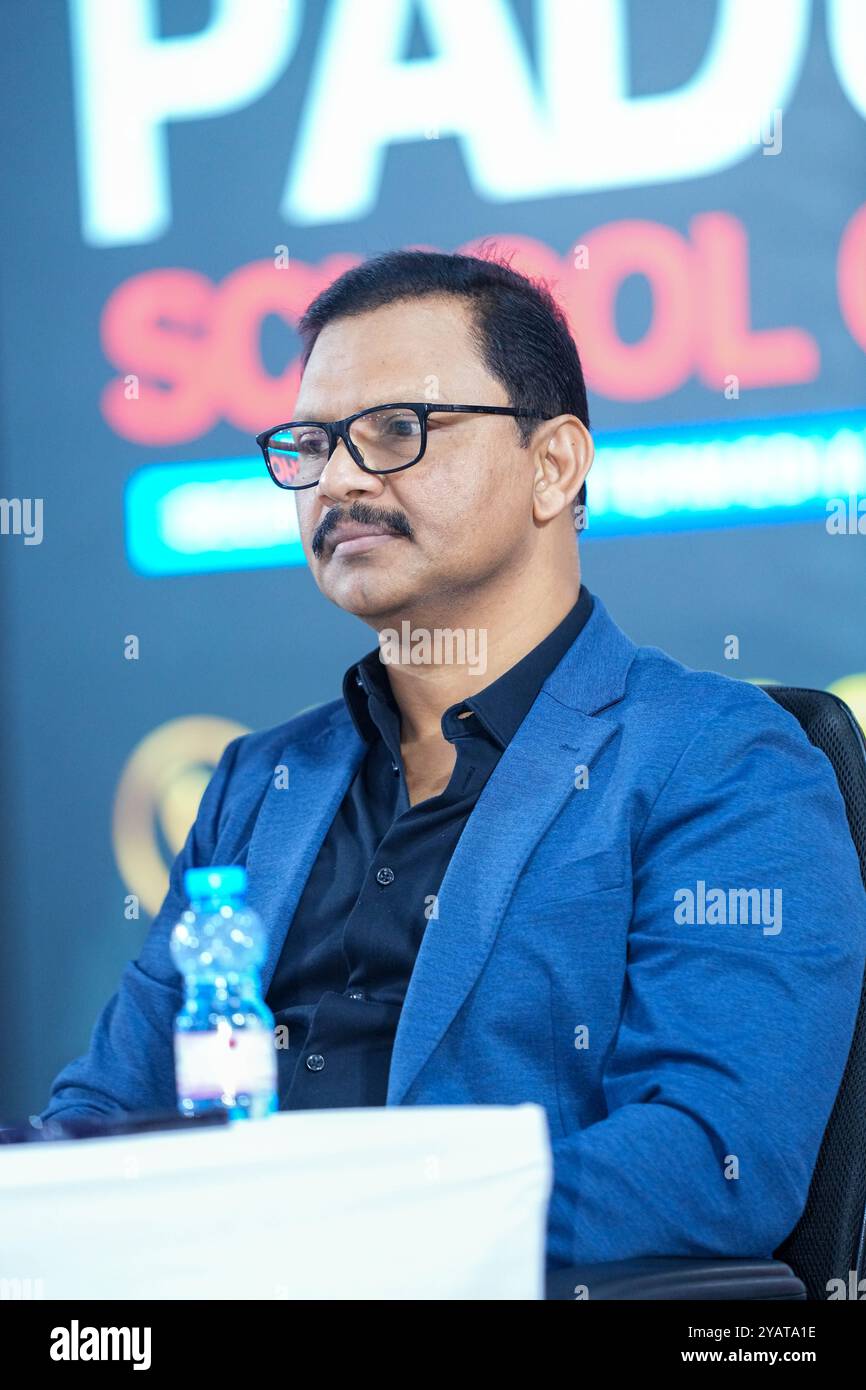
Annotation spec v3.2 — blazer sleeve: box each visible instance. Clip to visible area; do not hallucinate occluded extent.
[39,735,244,1125]
[546,689,866,1267]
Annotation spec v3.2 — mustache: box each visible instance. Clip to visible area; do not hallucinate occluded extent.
[311,501,414,559]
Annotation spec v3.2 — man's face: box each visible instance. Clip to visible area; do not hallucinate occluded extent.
[290,296,540,625]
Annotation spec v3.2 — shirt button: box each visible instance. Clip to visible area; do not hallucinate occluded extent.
[376,866,395,885]
[346,989,365,1000]
[391,761,399,773]
[305,1054,325,1072]
[355,672,364,687]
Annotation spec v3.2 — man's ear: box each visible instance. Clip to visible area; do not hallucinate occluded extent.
[532,417,593,521]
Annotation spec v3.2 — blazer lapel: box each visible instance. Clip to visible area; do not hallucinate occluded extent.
[246,712,367,993]
[385,706,618,1104]
[387,594,637,1104]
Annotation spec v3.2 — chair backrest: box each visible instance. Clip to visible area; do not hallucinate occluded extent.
[759,685,866,1300]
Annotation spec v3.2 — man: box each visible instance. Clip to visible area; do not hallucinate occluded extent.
[43,249,866,1271]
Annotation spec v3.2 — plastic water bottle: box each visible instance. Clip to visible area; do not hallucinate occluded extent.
[170,865,278,1120]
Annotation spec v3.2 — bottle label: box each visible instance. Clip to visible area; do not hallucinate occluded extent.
[174,1029,276,1100]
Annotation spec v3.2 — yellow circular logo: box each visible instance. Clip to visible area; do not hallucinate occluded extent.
[112,716,249,917]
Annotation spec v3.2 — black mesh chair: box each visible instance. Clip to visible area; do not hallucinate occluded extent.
[547,686,866,1301]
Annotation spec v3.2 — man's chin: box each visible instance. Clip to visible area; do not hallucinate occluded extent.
[316,566,417,623]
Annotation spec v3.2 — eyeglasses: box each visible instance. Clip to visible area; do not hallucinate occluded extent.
[256,402,541,490]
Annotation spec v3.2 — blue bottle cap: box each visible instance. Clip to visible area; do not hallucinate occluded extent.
[184,865,247,901]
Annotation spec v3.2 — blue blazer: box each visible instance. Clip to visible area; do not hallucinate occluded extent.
[43,593,866,1268]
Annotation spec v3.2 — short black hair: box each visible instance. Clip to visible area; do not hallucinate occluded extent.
[297,246,588,509]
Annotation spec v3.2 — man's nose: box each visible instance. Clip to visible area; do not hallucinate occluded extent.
[316,436,383,500]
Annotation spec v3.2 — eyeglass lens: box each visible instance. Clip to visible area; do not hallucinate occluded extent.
[266,407,423,487]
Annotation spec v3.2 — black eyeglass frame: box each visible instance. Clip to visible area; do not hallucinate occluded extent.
[256,402,544,490]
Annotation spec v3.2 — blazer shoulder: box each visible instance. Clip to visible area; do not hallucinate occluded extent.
[624,641,809,749]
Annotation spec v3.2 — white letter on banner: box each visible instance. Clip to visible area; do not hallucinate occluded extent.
[283,0,547,225]
[532,0,811,195]
[68,0,301,247]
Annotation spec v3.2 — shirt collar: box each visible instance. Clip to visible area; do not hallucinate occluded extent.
[343,584,595,751]
[342,644,398,746]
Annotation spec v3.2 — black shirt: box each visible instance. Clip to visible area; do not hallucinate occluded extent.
[266,584,594,1108]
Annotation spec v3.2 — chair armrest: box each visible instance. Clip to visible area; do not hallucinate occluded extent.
[545,1256,807,1300]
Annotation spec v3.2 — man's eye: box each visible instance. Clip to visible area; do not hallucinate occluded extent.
[297,434,327,455]
[383,416,420,436]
